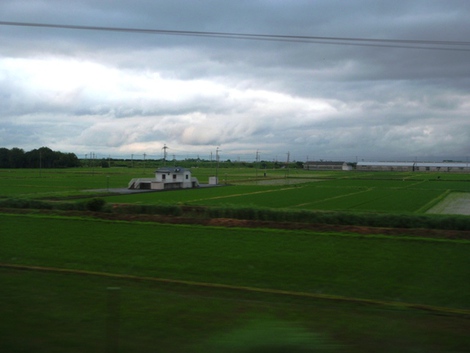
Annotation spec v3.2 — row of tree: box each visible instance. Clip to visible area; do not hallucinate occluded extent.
[0,147,80,168]
[87,157,303,169]
[0,147,304,169]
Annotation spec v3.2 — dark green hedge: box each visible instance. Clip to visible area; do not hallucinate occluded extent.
[0,198,469,231]
[200,205,470,231]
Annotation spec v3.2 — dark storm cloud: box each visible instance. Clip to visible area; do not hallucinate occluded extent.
[0,0,469,161]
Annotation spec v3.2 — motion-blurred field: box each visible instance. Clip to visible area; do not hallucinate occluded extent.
[2,213,470,353]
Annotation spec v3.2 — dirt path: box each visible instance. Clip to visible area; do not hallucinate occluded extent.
[427,193,470,215]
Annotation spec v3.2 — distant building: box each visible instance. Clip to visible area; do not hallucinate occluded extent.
[208,176,219,185]
[304,161,353,171]
[356,161,470,173]
[128,166,199,190]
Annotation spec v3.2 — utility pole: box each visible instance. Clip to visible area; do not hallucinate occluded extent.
[286,151,290,178]
[215,147,220,185]
[39,149,42,177]
[143,153,146,170]
[255,150,260,180]
[162,144,168,166]
[91,152,95,176]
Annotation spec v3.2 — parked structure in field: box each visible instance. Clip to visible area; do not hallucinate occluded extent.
[303,161,353,171]
[128,166,199,190]
[356,161,470,173]
[303,160,470,173]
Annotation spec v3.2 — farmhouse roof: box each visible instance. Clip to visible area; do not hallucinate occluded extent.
[155,166,189,173]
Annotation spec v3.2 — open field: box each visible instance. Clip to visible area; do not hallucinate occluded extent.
[7,166,464,214]
[2,268,470,353]
[102,177,469,214]
[3,267,470,353]
[427,192,470,215]
[1,213,470,352]
[3,213,470,308]
[1,166,469,198]
[1,167,470,352]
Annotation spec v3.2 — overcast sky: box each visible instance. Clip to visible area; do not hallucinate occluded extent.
[1,0,469,162]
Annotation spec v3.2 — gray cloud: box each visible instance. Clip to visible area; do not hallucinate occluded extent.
[0,0,469,161]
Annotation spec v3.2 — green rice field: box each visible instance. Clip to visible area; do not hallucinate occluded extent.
[1,167,470,352]
[1,167,468,215]
[1,213,470,352]
[103,177,468,214]
[2,213,469,308]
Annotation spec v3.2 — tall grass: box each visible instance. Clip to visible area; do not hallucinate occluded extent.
[193,204,469,230]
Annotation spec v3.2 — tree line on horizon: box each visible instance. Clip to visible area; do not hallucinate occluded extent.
[0,146,304,169]
[0,147,80,168]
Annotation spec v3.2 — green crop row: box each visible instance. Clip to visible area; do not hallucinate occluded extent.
[303,188,444,212]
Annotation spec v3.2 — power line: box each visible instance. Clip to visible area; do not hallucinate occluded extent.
[1,20,469,52]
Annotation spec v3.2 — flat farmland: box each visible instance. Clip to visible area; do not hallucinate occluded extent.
[1,167,469,220]
[1,168,470,352]
[1,167,469,215]
[1,213,470,353]
[0,168,136,198]
[105,178,465,214]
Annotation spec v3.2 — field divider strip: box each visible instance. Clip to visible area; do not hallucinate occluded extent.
[189,186,299,202]
[418,189,452,213]
[293,187,373,208]
[2,263,469,317]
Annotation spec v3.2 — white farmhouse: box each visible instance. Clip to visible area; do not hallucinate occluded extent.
[128,166,199,190]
